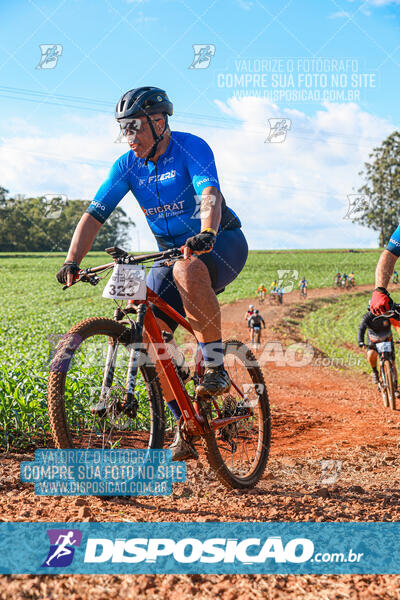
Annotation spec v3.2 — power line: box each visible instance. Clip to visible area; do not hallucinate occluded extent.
[0,84,395,147]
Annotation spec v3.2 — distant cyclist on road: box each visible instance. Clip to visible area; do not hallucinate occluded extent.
[299,277,308,296]
[244,304,255,321]
[248,309,265,345]
[256,284,267,303]
[55,86,248,460]
[334,272,341,287]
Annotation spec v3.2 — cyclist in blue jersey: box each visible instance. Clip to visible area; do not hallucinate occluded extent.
[56,86,248,460]
[370,226,400,315]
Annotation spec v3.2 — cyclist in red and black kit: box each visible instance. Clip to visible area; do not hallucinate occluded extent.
[358,307,399,387]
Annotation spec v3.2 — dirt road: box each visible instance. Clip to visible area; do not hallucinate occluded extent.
[2,284,400,598]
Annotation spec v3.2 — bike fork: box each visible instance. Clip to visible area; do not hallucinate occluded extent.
[124,304,147,414]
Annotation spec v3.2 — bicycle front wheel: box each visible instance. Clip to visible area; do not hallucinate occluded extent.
[384,359,396,410]
[200,339,271,489]
[380,361,389,408]
[47,317,165,450]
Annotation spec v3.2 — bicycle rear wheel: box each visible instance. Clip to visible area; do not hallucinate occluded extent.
[47,317,165,450]
[383,359,396,410]
[200,339,270,489]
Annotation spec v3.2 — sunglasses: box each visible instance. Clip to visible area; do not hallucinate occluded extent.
[118,117,163,137]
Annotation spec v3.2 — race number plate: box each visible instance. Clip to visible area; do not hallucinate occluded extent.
[102,264,147,300]
[376,341,392,353]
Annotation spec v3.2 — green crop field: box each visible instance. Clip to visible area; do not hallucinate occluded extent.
[0,248,383,449]
[218,248,380,303]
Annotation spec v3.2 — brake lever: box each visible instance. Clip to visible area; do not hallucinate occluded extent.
[62,270,100,290]
[62,270,83,291]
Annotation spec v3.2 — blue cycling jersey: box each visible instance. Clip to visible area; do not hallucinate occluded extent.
[387,225,400,256]
[86,131,241,250]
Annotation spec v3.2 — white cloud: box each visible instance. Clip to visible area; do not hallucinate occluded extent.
[0,99,395,251]
[236,0,254,9]
[329,10,351,18]
[198,97,393,249]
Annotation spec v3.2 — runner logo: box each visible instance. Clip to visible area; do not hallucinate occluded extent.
[42,194,67,219]
[320,460,342,484]
[191,194,216,219]
[42,529,82,567]
[277,269,298,293]
[36,45,63,69]
[344,194,368,220]
[189,44,216,69]
[265,118,291,143]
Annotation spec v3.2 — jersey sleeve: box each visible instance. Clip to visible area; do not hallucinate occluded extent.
[357,313,369,344]
[386,225,400,256]
[86,158,130,224]
[183,134,221,195]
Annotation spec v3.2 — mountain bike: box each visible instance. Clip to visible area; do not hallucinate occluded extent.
[347,278,356,289]
[47,246,271,489]
[257,291,266,304]
[376,339,398,410]
[299,285,307,299]
[268,291,278,305]
[371,308,400,410]
[250,325,262,346]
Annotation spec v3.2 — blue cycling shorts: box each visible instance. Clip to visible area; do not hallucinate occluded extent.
[147,228,248,331]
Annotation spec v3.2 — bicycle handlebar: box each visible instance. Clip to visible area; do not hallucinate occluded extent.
[62,246,184,290]
[372,303,400,321]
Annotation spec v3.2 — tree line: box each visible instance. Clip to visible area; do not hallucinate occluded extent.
[0,189,135,252]
[354,131,400,247]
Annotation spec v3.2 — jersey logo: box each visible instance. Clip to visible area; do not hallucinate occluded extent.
[142,200,185,217]
[145,170,177,185]
[90,201,106,211]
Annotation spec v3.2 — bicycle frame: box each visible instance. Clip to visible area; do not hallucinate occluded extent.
[133,289,204,435]
[129,288,253,435]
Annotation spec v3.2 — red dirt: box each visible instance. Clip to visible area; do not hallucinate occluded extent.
[3,283,400,598]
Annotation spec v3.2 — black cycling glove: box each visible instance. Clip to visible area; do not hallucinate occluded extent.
[56,261,80,284]
[185,230,216,254]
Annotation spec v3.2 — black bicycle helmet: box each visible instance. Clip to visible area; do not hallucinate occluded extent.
[115,87,173,164]
[115,87,173,120]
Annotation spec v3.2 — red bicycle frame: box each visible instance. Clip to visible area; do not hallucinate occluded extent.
[128,288,250,435]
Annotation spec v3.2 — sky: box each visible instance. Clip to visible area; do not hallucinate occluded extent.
[0,0,400,250]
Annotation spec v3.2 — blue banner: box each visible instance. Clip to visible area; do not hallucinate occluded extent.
[0,522,398,574]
